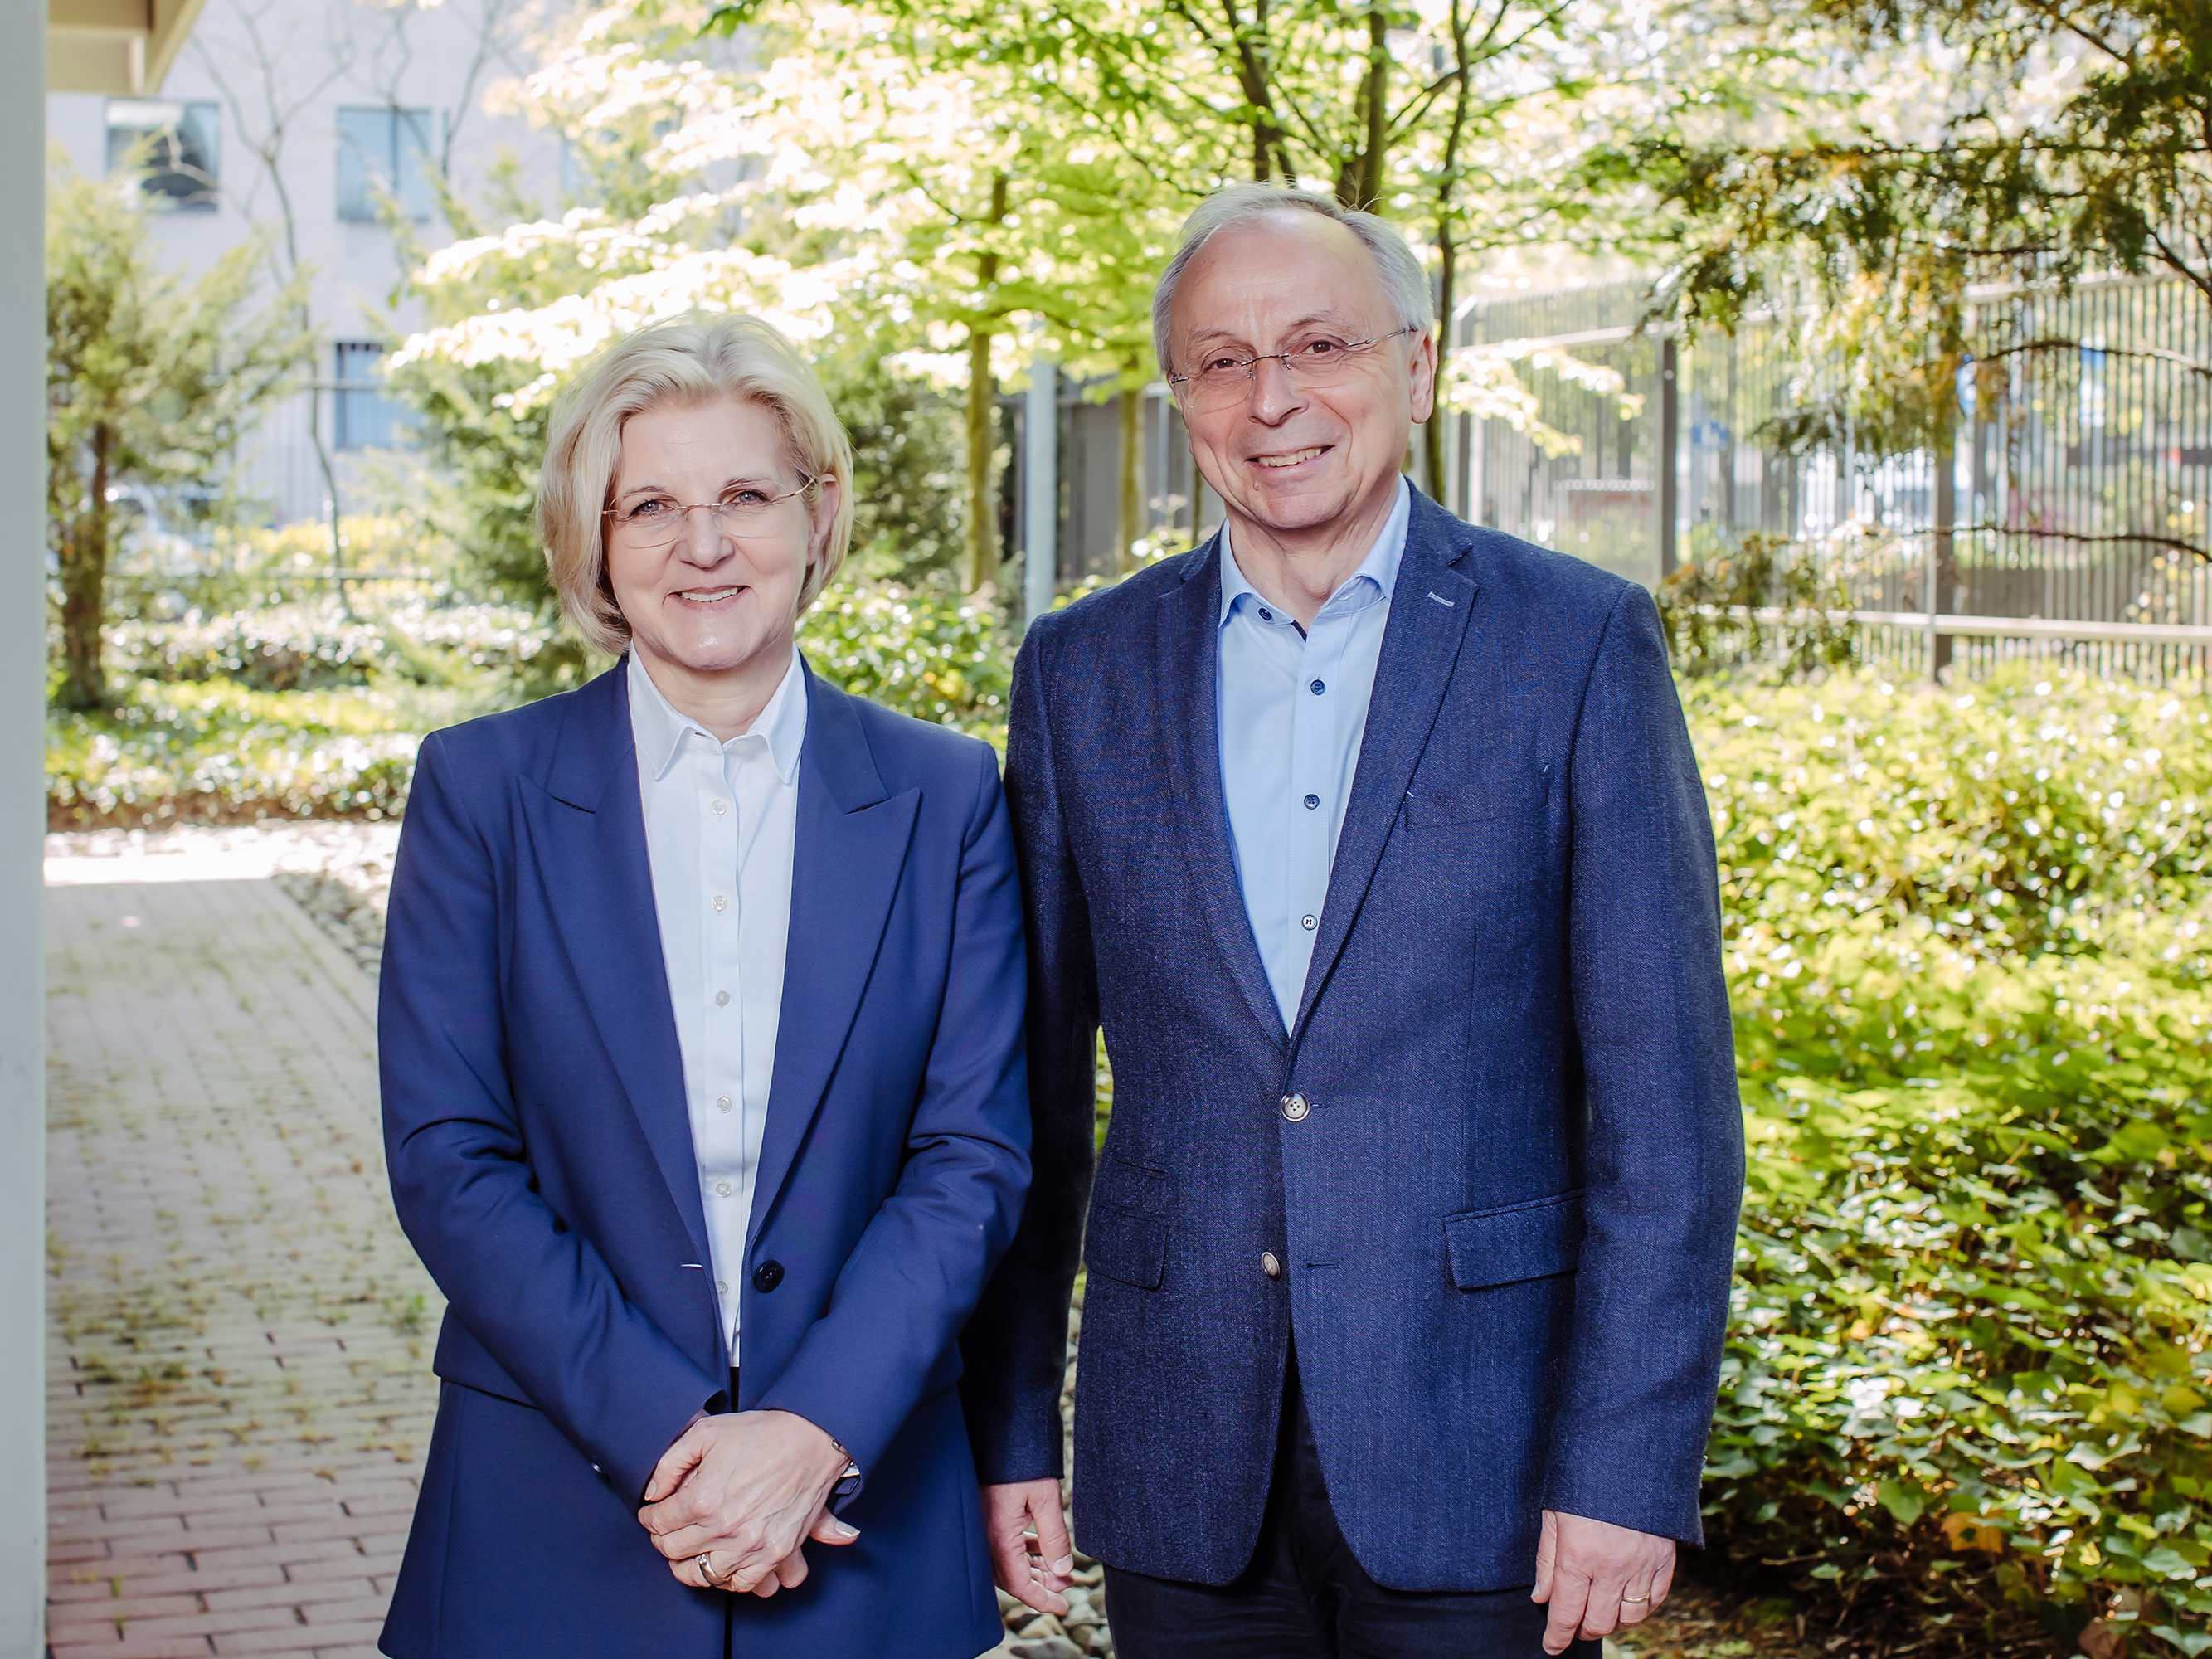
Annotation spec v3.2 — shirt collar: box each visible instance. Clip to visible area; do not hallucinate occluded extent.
[1218,475,1410,630]
[627,645,809,786]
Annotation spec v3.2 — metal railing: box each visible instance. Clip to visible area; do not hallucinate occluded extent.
[1451,273,2212,679]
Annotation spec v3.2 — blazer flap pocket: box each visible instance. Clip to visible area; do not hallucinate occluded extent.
[1445,1191,1585,1290]
[1084,1202,1166,1290]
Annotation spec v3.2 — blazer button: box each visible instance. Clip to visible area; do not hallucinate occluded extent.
[751,1261,785,1292]
[1261,1251,1282,1278]
[1280,1092,1310,1122]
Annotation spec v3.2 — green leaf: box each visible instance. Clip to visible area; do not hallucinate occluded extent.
[1879,1478,1929,1527]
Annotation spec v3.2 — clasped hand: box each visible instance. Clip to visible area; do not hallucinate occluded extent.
[638,1408,859,1597]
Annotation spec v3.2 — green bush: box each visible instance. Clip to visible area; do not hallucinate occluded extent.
[799,578,1010,744]
[47,679,429,829]
[1699,668,2212,1654]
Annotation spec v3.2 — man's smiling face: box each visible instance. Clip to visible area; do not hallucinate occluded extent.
[1167,211,1435,546]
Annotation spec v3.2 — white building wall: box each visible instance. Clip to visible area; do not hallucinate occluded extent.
[46,0,566,528]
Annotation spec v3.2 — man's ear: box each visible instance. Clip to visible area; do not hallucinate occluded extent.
[1408,328,1440,425]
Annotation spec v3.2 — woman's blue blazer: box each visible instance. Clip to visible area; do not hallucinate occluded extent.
[375,657,1029,1659]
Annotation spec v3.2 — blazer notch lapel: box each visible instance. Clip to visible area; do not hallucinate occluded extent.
[1291,513,1479,1039]
[1154,540,1289,1048]
[516,770,711,1267]
[747,676,920,1240]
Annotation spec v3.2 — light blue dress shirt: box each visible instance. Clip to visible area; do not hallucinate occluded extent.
[1217,477,1410,1029]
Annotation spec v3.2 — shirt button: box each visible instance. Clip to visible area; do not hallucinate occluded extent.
[1261,1251,1282,1278]
[1304,794,1320,810]
[715,1278,727,1296]
[1310,679,1325,694]
[715,990,731,1006]
[1280,1092,1310,1121]
[1301,914,1317,931]
[715,1095,732,1112]
[711,799,727,815]
[714,1180,732,1197]
[711,894,727,912]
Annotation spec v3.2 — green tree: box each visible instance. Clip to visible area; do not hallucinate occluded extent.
[45,153,309,711]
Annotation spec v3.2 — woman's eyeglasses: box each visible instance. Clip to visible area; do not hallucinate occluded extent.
[1167,326,1421,413]
[603,476,819,551]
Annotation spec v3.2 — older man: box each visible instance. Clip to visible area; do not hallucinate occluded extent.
[959,184,1743,1659]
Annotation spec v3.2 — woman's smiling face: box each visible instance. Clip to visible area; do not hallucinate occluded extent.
[604,395,833,684]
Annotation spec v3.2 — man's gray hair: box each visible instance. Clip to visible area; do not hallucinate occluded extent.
[1151,183,1435,377]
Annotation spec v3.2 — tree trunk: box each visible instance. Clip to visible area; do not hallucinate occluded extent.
[1342,1,1391,210]
[1425,2,1473,504]
[965,322,999,592]
[964,175,1011,593]
[1117,370,1144,570]
[58,425,112,712]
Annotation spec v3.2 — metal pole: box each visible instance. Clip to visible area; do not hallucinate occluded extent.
[1023,353,1058,628]
[1932,438,1956,679]
[0,9,47,1657]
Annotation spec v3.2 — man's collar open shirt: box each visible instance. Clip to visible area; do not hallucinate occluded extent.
[1216,477,1410,1029]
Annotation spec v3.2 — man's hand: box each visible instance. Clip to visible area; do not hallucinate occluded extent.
[1531,1510,1675,1654]
[983,1478,1075,1617]
[639,1409,859,1597]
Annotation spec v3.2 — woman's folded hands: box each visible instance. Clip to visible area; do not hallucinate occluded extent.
[639,1409,860,1596]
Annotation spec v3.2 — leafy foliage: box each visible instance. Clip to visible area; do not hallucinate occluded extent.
[45,148,310,710]
[1699,669,2212,1653]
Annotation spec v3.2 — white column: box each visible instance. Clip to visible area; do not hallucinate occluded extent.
[1023,354,1057,627]
[0,12,47,1659]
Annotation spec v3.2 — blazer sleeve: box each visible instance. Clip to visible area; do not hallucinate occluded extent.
[379,732,722,1501]
[1542,584,1745,1544]
[960,621,1100,1486]
[755,737,1033,1483]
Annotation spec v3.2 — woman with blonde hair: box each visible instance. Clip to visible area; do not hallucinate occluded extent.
[377,312,1028,1659]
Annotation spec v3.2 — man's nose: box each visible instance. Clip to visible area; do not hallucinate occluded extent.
[1247,354,1306,422]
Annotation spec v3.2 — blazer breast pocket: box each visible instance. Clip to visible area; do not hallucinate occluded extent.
[1399,783,1500,832]
[1083,1202,1167,1291]
[1444,1190,1585,1291]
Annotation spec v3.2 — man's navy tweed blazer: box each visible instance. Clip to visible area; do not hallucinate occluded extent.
[959,489,1745,1593]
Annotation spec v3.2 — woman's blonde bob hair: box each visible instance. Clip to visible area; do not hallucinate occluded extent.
[538,312,856,656]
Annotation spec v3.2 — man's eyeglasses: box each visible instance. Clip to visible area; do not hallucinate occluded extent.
[1167,325,1422,413]
[603,476,819,552]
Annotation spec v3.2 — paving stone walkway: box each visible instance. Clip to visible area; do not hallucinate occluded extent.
[44,863,443,1659]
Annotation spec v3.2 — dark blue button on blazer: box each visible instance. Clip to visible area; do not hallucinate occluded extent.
[961,491,1745,1593]
[377,658,1028,1659]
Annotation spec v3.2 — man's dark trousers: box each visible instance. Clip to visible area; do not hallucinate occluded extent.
[960,490,1746,1617]
[1103,1356,1602,1659]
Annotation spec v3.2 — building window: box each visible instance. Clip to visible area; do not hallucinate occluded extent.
[336,107,436,223]
[333,343,402,450]
[105,100,221,212]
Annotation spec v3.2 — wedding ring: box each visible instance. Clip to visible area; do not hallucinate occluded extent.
[696,1553,721,1587]
[1621,1592,1650,1604]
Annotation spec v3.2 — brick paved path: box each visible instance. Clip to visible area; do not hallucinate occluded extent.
[45,872,444,1659]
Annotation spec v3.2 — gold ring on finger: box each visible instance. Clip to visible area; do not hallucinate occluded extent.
[1621,1593,1650,1604]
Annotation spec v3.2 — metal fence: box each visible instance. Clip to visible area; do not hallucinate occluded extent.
[1451,272,2212,679]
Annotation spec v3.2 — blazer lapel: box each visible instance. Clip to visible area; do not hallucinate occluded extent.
[522,664,711,1267]
[746,664,921,1248]
[1291,494,1479,1039]
[1155,538,1288,1048]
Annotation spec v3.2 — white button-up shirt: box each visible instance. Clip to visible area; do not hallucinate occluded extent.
[1217,478,1409,1028]
[628,647,807,1365]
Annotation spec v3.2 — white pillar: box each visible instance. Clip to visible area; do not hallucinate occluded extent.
[1023,355,1057,627]
[0,12,46,1659]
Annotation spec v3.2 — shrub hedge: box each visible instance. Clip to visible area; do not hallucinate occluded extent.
[1699,669,2212,1656]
